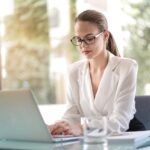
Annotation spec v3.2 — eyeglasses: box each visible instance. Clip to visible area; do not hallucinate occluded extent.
[70,32,103,46]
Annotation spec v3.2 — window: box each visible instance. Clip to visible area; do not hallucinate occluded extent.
[0,0,148,107]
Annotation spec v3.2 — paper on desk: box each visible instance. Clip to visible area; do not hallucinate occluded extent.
[107,130,150,148]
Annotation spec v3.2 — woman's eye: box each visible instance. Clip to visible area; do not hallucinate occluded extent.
[86,36,95,42]
[76,38,82,42]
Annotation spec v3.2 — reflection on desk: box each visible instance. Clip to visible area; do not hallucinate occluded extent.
[0,140,149,150]
[60,142,135,150]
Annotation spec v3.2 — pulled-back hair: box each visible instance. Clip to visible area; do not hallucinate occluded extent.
[75,10,120,56]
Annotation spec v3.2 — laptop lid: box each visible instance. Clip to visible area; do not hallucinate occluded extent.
[0,89,82,143]
[0,89,53,142]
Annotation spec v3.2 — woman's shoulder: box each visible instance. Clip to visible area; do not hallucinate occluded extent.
[109,51,137,67]
[109,52,138,74]
[68,59,88,75]
[118,57,137,67]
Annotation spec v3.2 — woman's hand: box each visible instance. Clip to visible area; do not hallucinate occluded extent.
[48,121,71,135]
[48,121,83,136]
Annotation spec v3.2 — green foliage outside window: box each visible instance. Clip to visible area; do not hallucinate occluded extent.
[122,0,150,95]
[4,0,56,104]
[69,0,79,61]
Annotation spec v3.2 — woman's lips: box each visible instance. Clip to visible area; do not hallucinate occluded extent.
[82,50,92,55]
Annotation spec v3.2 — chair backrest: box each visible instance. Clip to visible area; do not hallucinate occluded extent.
[135,96,150,130]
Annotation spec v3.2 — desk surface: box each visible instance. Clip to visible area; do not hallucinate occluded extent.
[0,140,150,150]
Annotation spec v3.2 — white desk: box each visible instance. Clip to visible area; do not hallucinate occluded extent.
[0,140,150,150]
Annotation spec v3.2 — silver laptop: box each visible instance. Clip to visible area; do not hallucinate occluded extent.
[0,89,81,143]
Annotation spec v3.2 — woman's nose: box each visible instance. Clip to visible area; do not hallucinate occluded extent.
[80,40,88,48]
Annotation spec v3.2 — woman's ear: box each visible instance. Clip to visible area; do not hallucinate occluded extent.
[103,30,110,41]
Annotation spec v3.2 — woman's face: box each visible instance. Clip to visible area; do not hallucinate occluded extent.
[74,21,107,59]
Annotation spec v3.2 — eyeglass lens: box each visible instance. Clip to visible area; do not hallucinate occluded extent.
[71,35,96,46]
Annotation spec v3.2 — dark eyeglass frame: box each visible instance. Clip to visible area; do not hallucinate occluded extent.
[70,32,103,46]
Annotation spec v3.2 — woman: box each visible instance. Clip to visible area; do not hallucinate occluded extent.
[48,9,140,136]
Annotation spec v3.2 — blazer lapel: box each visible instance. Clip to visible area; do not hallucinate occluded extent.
[93,53,121,114]
[78,53,121,116]
[78,60,97,116]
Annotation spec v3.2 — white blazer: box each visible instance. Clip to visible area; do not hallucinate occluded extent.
[62,52,138,132]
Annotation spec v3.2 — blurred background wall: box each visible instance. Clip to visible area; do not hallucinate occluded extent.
[0,0,149,104]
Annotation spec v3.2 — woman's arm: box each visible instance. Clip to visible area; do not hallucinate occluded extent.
[48,63,83,135]
[109,62,138,131]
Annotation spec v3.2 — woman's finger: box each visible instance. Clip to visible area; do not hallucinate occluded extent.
[48,121,72,135]
[51,127,64,135]
[51,123,69,134]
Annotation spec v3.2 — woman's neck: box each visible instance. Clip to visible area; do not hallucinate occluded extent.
[89,50,109,73]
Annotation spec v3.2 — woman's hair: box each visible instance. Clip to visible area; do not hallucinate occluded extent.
[75,10,120,56]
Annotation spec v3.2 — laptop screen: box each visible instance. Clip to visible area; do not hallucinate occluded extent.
[0,89,52,142]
